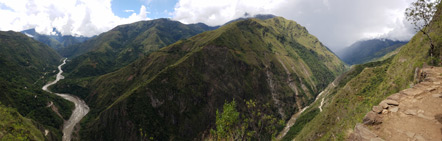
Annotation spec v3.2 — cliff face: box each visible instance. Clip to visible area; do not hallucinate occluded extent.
[79,17,345,140]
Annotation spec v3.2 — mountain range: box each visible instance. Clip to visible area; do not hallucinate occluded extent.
[337,39,408,65]
[0,3,441,140]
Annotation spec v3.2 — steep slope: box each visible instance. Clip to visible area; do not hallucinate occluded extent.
[60,18,216,78]
[338,39,408,65]
[0,31,74,140]
[77,17,345,140]
[284,3,442,140]
[0,103,44,140]
[21,28,90,51]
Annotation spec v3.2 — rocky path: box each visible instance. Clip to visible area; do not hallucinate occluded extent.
[350,67,442,141]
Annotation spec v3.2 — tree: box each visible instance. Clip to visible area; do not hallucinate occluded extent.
[211,100,284,141]
[405,0,440,60]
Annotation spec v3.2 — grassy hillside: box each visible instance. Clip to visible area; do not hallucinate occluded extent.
[0,31,74,140]
[0,103,44,140]
[61,19,215,78]
[75,17,345,140]
[338,39,407,65]
[285,3,442,140]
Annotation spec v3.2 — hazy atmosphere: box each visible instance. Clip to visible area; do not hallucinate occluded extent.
[0,0,416,51]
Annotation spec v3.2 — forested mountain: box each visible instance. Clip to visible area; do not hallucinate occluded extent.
[338,39,408,65]
[73,17,345,140]
[0,31,74,140]
[61,18,217,78]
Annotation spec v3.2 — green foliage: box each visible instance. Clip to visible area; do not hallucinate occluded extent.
[0,103,44,140]
[212,100,284,140]
[282,108,319,141]
[212,100,240,139]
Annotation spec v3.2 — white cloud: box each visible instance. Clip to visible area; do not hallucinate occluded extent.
[125,9,135,13]
[0,0,151,37]
[173,0,417,50]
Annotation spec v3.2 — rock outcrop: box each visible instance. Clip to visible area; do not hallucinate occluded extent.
[349,67,442,141]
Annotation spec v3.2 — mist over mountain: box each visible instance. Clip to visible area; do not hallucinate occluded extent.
[337,38,408,65]
[21,28,90,50]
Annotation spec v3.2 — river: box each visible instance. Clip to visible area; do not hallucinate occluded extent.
[42,58,90,141]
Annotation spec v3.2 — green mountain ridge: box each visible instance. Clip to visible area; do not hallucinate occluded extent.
[61,18,216,78]
[73,17,345,140]
[338,39,408,65]
[282,3,442,140]
[0,31,75,140]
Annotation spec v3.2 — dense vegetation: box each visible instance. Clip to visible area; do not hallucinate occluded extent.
[337,39,408,65]
[211,100,284,140]
[71,17,345,140]
[283,3,442,140]
[0,31,74,140]
[51,19,217,99]
[0,103,44,140]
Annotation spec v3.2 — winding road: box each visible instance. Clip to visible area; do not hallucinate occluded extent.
[42,58,90,141]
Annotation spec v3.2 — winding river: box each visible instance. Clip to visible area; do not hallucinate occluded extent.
[42,58,90,141]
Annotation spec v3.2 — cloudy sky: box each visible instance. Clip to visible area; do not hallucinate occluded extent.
[0,0,417,51]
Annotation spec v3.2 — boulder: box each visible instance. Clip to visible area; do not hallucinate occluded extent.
[372,106,383,114]
[382,109,389,114]
[387,93,401,101]
[382,99,399,106]
[379,102,389,109]
[389,106,399,113]
[363,111,382,125]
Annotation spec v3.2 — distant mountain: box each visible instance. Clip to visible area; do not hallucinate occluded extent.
[0,31,74,140]
[76,17,345,140]
[21,28,90,50]
[338,39,408,65]
[61,18,217,78]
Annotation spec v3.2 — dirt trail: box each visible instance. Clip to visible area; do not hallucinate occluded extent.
[350,67,442,141]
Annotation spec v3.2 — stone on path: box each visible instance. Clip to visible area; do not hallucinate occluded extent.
[372,106,383,113]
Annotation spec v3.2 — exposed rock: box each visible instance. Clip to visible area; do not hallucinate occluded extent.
[401,88,424,96]
[382,99,399,106]
[426,87,436,92]
[405,131,415,138]
[404,109,417,116]
[348,124,384,141]
[389,106,399,113]
[372,106,383,114]
[363,111,382,125]
[387,93,401,101]
[432,94,442,98]
[379,101,389,109]
[414,134,426,141]
[382,109,389,114]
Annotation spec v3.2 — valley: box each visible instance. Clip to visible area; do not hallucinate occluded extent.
[0,0,441,140]
[42,59,89,141]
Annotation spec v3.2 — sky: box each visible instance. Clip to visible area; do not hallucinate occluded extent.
[0,0,418,51]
